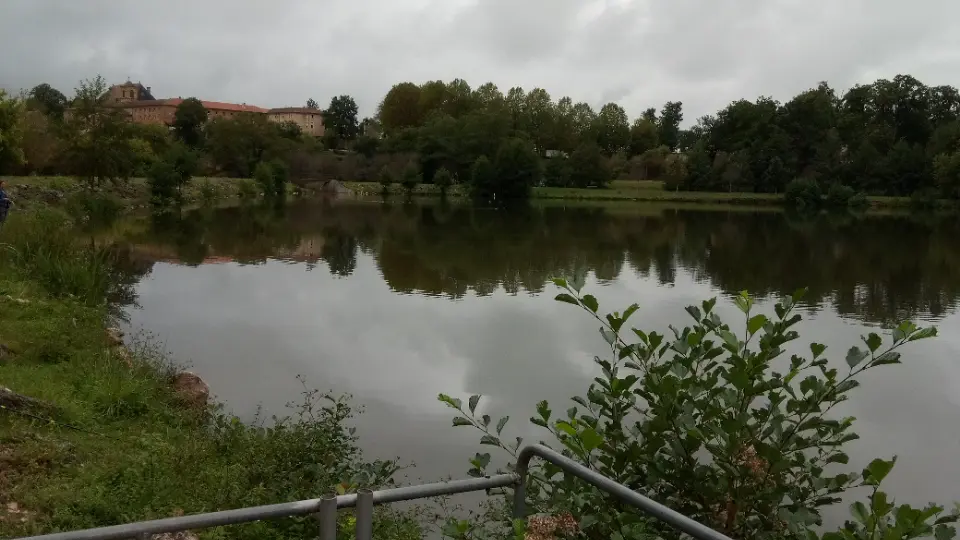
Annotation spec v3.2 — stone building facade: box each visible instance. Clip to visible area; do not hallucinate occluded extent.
[267,107,325,137]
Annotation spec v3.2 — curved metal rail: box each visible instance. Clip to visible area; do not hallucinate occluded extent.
[14,444,732,540]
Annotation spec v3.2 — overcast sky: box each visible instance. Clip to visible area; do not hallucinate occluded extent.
[2,0,959,123]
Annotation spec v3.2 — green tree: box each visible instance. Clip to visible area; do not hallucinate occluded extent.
[933,150,960,199]
[378,83,422,135]
[594,103,630,155]
[147,159,179,208]
[205,114,282,177]
[323,95,360,143]
[378,166,394,195]
[28,83,68,120]
[0,89,26,173]
[253,161,274,197]
[543,156,572,187]
[628,118,659,157]
[433,166,454,197]
[469,155,496,202]
[173,97,208,147]
[568,142,609,188]
[276,121,302,140]
[62,76,137,190]
[400,161,421,194]
[491,137,539,201]
[657,101,683,150]
[306,98,319,110]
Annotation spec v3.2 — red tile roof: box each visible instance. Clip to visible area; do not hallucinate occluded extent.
[116,98,268,114]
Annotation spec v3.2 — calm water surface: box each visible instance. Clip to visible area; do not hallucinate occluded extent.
[119,200,960,522]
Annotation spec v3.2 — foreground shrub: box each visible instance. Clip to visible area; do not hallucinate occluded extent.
[441,281,957,540]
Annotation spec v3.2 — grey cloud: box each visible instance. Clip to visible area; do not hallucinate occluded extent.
[2,0,959,124]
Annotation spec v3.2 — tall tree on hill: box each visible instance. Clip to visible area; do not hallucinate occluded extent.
[594,103,630,155]
[0,90,26,173]
[61,76,136,190]
[378,82,422,135]
[28,83,67,120]
[173,98,208,148]
[306,98,319,110]
[323,95,360,145]
[657,101,683,151]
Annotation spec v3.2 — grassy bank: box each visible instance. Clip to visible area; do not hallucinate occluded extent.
[0,210,421,538]
[3,176,263,211]
[343,179,917,207]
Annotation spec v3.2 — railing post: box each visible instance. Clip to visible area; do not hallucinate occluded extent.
[355,489,374,540]
[318,493,337,540]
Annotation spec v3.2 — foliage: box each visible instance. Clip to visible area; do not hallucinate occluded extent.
[354,134,380,159]
[543,156,573,188]
[825,183,857,208]
[785,177,823,209]
[148,143,198,207]
[485,138,539,203]
[400,161,421,194]
[323,95,360,144]
[276,121,302,140]
[205,113,286,177]
[306,98,320,110]
[441,281,952,540]
[253,161,276,198]
[433,166,454,196]
[469,155,496,201]
[28,83,68,120]
[379,166,395,194]
[0,89,26,173]
[173,97,208,148]
[0,209,117,303]
[61,76,137,190]
[568,143,610,188]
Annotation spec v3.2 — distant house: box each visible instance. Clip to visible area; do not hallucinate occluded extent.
[108,80,156,103]
[114,97,269,126]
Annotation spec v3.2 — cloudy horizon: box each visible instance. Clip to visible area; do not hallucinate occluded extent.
[2,0,959,124]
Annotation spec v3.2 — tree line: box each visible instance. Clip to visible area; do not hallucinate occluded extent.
[5,73,960,204]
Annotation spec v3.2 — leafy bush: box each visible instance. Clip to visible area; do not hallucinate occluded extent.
[434,167,454,196]
[785,177,823,208]
[400,162,421,194]
[441,280,956,540]
[378,166,395,195]
[825,183,856,207]
[198,179,217,205]
[254,161,276,198]
[543,157,573,188]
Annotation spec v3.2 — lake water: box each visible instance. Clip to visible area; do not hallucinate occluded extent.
[119,199,960,524]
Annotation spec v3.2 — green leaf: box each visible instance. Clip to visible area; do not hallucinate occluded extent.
[480,434,500,446]
[851,501,869,525]
[473,452,491,469]
[555,293,579,306]
[622,303,640,323]
[845,346,868,370]
[555,421,577,437]
[482,414,491,428]
[452,417,472,427]
[863,457,896,485]
[936,525,957,540]
[496,416,509,435]
[909,326,938,342]
[719,329,740,350]
[581,294,599,313]
[863,333,882,353]
[536,400,551,421]
[811,343,827,358]
[468,394,480,414]
[550,277,568,288]
[579,427,603,452]
[871,351,901,366]
[438,394,462,410]
[685,305,702,321]
[748,314,768,335]
[734,291,752,314]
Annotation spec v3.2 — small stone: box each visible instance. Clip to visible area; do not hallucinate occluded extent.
[6,502,18,512]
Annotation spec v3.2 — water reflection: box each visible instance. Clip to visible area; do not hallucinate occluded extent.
[119,200,960,522]
[122,200,960,324]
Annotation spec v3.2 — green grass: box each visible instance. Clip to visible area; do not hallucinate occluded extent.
[0,210,423,539]
[342,179,921,208]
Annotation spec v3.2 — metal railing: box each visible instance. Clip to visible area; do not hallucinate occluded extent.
[14,444,732,540]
